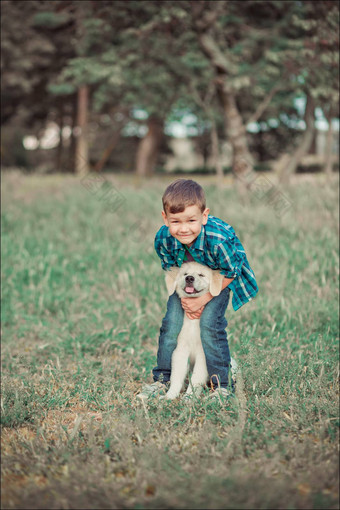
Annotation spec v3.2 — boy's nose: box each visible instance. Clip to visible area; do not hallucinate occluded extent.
[185,275,194,284]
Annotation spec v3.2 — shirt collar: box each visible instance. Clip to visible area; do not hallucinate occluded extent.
[172,236,182,251]
[172,224,206,251]
[192,224,205,251]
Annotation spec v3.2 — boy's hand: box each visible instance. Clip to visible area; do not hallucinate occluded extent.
[181,293,213,313]
[181,293,213,320]
[185,307,205,320]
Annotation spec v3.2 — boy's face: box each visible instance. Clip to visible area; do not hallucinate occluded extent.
[162,205,209,247]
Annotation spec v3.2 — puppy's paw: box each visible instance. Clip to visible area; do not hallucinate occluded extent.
[164,390,180,400]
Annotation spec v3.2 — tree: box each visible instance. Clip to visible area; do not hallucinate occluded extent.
[1,0,56,126]
[1,0,80,171]
[107,3,190,175]
[185,1,289,183]
[142,0,339,183]
[120,1,299,184]
[49,1,187,175]
[275,0,339,182]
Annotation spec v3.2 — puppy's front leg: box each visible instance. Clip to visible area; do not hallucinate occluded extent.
[185,347,208,397]
[165,345,189,400]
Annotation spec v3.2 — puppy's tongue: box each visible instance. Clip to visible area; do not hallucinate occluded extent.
[185,286,195,294]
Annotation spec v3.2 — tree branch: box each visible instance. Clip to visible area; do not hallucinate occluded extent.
[190,0,227,32]
[196,32,232,74]
[246,83,282,125]
[190,1,232,75]
[188,81,214,117]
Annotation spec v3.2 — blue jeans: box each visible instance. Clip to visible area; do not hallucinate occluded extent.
[152,287,233,390]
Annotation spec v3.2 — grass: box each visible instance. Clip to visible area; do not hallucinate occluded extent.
[1,170,339,509]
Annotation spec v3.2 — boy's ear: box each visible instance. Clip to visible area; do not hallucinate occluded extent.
[165,267,179,296]
[161,210,169,226]
[209,270,224,296]
[202,208,210,225]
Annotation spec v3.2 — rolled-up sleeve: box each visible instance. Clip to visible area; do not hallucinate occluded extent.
[215,237,246,278]
[154,237,176,271]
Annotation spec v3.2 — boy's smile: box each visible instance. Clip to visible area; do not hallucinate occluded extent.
[162,205,209,247]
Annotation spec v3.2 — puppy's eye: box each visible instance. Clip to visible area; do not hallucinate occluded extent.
[198,274,205,277]
[184,273,188,276]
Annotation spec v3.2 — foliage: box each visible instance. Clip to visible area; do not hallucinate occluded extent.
[1,0,77,127]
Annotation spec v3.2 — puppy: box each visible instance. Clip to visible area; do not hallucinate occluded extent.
[164,262,236,400]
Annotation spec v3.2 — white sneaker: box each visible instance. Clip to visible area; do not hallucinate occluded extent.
[136,381,168,400]
[206,387,234,403]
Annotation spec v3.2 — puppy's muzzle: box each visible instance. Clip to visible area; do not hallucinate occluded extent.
[184,275,198,294]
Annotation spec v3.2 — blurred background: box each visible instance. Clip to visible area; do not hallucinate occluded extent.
[1,0,339,181]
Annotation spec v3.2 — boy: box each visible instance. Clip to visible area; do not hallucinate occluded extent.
[138,179,258,402]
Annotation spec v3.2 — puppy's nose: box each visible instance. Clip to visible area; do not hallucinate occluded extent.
[185,275,194,284]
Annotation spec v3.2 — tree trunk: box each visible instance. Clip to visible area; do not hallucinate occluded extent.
[324,114,334,178]
[210,121,224,186]
[93,113,126,173]
[280,94,315,184]
[94,128,123,173]
[189,82,225,186]
[67,95,77,173]
[135,116,164,176]
[192,18,254,187]
[190,6,281,191]
[56,101,64,172]
[75,85,90,175]
[216,80,254,187]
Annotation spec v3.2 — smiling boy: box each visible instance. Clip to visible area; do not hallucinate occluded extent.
[137,179,258,402]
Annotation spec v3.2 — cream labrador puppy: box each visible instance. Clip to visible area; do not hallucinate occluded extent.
[164,261,237,400]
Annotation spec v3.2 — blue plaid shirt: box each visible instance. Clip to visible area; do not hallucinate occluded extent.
[154,215,258,311]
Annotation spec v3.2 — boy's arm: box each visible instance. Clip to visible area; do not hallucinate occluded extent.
[221,276,234,290]
[154,230,176,271]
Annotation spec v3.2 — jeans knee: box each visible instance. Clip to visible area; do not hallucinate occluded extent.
[200,314,227,335]
[200,319,220,339]
[160,317,183,338]
[200,316,214,330]
[200,321,229,357]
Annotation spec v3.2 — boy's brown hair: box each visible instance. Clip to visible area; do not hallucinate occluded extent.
[162,179,206,214]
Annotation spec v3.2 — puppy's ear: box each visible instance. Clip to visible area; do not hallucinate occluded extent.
[165,266,179,296]
[209,270,225,296]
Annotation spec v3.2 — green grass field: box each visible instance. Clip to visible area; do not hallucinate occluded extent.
[1,171,339,509]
